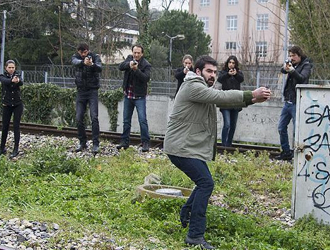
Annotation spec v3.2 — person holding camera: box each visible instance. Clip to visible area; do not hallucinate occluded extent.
[116,45,152,152]
[71,43,102,155]
[217,55,244,147]
[174,54,194,97]
[164,55,271,249]
[0,60,23,158]
[276,46,312,161]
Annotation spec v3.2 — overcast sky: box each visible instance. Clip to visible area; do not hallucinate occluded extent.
[128,0,189,11]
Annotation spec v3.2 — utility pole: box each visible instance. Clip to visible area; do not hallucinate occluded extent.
[0,10,7,74]
[282,0,289,97]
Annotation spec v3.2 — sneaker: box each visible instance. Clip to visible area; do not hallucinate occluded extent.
[275,150,293,161]
[92,144,99,155]
[142,141,150,152]
[75,144,87,152]
[0,148,7,155]
[116,142,129,150]
[10,148,19,158]
[185,236,215,249]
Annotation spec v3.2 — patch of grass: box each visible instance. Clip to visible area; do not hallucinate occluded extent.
[1,143,330,249]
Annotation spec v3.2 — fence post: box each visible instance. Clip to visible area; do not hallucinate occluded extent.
[44,71,48,83]
[256,69,260,88]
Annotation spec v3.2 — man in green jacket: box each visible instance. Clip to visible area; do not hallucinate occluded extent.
[164,55,271,249]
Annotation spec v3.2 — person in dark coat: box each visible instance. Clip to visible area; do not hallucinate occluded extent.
[116,45,152,152]
[275,46,312,160]
[0,60,23,158]
[217,55,244,147]
[174,54,193,97]
[71,43,102,154]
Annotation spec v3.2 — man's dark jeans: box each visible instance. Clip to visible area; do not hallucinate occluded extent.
[121,96,150,144]
[278,101,296,152]
[168,154,214,238]
[76,89,99,146]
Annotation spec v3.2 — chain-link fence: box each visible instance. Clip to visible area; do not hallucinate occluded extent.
[18,64,330,99]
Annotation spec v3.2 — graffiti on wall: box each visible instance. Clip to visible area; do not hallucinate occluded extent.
[297,91,330,215]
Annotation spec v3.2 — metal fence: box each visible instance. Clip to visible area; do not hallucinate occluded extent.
[18,64,330,99]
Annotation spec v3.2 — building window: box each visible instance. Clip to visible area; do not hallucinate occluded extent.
[256,41,267,57]
[226,42,237,50]
[199,17,209,32]
[228,0,238,5]
[226,15,238,31]
[200,0,210,6]
[124,34,133,44]
[257,0,268,2]
[257,14,269,30]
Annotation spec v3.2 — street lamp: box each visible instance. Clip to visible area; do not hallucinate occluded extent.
[0,10,7,74]
[162,32,185,66]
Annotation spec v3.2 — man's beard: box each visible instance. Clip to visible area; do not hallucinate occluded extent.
[201,72,215,87]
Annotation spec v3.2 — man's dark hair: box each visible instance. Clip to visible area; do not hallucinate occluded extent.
[194,55,218,73]
[77,43,89,52]
[132,44,144,53]
[289,46,306,59]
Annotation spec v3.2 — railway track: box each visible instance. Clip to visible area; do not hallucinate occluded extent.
[1,121,281,158]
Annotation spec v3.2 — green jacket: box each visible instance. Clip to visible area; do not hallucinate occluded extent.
[164,71,254,162]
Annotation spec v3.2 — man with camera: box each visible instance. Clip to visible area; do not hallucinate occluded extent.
[276,46,312,160]
[117,45,152,152]
[71,43,102,155]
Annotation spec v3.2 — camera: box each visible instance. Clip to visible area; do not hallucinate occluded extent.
[132,59,138,65]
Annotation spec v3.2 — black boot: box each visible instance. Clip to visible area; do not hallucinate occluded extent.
[185,236,215,249]
[10,147,19,158]
[0,148,7,156]
[92,144,99,155]
[75,143,87,152]
[142,141,150,152]
[116,141,129,150]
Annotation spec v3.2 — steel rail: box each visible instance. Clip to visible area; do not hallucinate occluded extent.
[1,122,281,157]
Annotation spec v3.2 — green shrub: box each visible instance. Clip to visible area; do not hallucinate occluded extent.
[28,145,85,176]
[99,88,124,131]
[0,83,122,129]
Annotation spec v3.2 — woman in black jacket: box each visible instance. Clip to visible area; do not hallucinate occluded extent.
[0,60,23,158]
[218,55,244,147]
[174,54,193,97]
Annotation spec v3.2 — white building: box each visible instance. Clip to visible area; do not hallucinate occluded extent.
[101,28,140,64]
[189,0,289,64]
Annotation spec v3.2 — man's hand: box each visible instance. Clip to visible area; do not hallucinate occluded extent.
[283,62,294,73]
[84,57,93,66]
[130,60,138,70]
[252,87,271,103]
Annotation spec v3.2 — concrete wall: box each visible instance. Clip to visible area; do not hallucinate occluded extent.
[99,95,293,146]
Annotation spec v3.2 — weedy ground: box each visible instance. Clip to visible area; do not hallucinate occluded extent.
[1,140,330,250]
